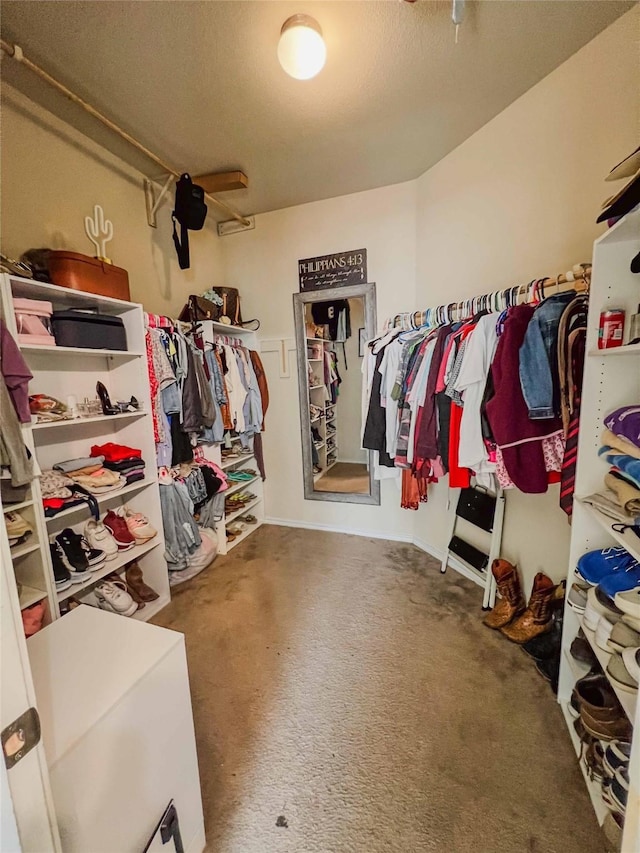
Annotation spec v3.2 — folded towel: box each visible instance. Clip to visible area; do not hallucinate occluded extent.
[601,429,640,460]
[598,448,640,486]
[605,471,640,515]
[604,406,640,448]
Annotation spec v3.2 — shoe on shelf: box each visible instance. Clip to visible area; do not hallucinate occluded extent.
[84,519,119,561]
[22,601,46,637]
[570,631,598,667]
[599,567,640,599]
[104,572,144,610]
[115,505,157,542]
[79,535,106,568]
[610,766,630,815]
[567,581,589,614]
[103,511,136,550]
[576,546,638,585]
[94,580,138,617]
[584,587,622,632]
[621,646,640,686]
[608,621,640,653]
[581,705,633,742]
[595,615,616,652]
[96,381,118,416]
[606,651,638,693]
[583,739,606,784]
[615,587,640,622]
[49,542,72,591]
[603,740,632,778]
[5,511,33,547]
[482,559,526,630]
[573,673,619,721]
[242,514,257,525]
[500,572,555,643]
[125,561,159,603]
[55,528,90,573]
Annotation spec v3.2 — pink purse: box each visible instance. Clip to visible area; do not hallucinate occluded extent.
[13,297,55,346]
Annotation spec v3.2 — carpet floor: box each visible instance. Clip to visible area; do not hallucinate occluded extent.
[314,462,369,494]
[154,525,604,853]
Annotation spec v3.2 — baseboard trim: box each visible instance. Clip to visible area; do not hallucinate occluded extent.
[264,517,484,588]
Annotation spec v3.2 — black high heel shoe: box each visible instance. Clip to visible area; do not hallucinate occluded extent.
[96,381,118,416]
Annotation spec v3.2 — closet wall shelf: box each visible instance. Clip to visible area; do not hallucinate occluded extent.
[32,411,147,431]
[11,541,40,560]
[131,593,170,622]
[225,476,260,497]
[577,499,640,563]
[587,343,640,357]
[560,703,611,825]
[580,622,637,722]
[225,520,263,552]
[9,275,137,314]
[57,539,162,603]
[220,453,255,471]
[3,498,34,513]
[19,585,48,610]
[225,496,261,524]
[44,478,158,524]
[21,344,145,360]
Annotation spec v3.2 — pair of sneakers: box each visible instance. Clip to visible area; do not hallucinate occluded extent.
[50,529,106,589]
[103,507,157,549]
[576,547,640,598]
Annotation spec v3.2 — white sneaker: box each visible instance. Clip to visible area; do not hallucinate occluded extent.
[84,519,119,561]
[615,588,640,622]
[94,580,137,617]
[595,614,615,652]
[115,505,157,542]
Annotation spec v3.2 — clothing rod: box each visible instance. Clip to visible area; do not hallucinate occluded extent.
[0,39,251,228]
[387,263,591,330]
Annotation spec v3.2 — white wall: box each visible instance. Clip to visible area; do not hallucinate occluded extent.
[224,180,418,542]
[413,5,639,592]
[336,298,366,464]
[0,84,224,316]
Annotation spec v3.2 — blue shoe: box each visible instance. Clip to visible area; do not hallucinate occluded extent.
[599,565,640,598]
[576,547,637,585]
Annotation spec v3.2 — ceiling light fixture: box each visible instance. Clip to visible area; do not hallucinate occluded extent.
[277,14,326,80]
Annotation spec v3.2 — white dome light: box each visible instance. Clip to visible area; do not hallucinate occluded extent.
[277,14,326,80]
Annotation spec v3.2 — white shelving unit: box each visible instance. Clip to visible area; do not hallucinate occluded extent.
[557,209,640,850]
[0,274,170,631]
[306,337,339,480]
[196,319,265,555]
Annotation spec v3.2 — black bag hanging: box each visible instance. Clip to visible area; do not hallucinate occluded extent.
[171,174,208,270]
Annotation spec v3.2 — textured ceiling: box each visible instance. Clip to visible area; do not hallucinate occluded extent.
[0,1,633,218]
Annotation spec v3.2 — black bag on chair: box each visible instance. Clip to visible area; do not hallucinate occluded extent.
[172,174,207,270]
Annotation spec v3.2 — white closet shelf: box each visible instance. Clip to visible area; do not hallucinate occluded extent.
[32,411,147,431]
[19,584,48,610]
[306,337,331,343]
[225,475,260,497]
[131,593,171,622]
[308,358,323,363]
[225,520,263,552]
[10,541,40,560]
[3,498,34,513]
[309,384,326,392]
[588,343,640,357]
[9,275,137,313]
[45,478,158,524]
[560,703,609,825]
[580,621,637,722]
[562,646,591,682]
[57,538,161,602]
[21,344,145,359]
[577,499,640,562]
[220,453,255,471]
[225,496,262,524]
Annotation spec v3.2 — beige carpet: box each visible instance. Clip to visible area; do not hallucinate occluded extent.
[154,525,604,853]
[314,461,369,494]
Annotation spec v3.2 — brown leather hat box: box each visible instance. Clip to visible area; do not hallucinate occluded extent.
[48,251,130,301]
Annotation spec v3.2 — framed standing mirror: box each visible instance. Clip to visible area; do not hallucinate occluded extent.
[293,282,381,505]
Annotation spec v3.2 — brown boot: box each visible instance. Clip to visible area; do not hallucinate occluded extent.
[125,561,159,603]
[483,559,526,629]
[500,572,556,643]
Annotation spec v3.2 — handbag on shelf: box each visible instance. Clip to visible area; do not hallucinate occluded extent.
[212,287,242,326]
[178,295,221,323]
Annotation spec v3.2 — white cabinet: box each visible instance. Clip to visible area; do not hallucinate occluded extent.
[28,606,205,853]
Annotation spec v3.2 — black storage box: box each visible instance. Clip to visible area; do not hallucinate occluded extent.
[51,310,127,351]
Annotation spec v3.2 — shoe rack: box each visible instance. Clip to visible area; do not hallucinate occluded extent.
[195,318,265,555]
[0,274,170,630]
[557,209,640,849]
[306,336,338,482]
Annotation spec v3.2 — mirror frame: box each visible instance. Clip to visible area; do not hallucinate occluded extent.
[293,282,381,505]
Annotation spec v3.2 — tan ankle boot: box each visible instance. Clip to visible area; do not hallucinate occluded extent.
[483,559,526,629]
[500,572,556,643]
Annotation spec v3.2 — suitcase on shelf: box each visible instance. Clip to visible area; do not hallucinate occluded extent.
[48,251,130,301]
[51,309,127,350]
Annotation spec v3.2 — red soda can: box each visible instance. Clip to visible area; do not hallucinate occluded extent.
[598,309,625,349]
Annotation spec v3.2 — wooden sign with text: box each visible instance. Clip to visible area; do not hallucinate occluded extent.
[298,249,367,291]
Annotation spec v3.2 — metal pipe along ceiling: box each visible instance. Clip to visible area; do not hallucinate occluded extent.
[0,38,251,227]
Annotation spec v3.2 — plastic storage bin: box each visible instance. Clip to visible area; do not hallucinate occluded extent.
[12,297,55,346]
[51,310,127,351]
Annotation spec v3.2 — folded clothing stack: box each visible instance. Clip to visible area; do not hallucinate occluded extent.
[40,468,99,518]
[90,442,145,485]
[584,408,640,527]
[53,455,126,495]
